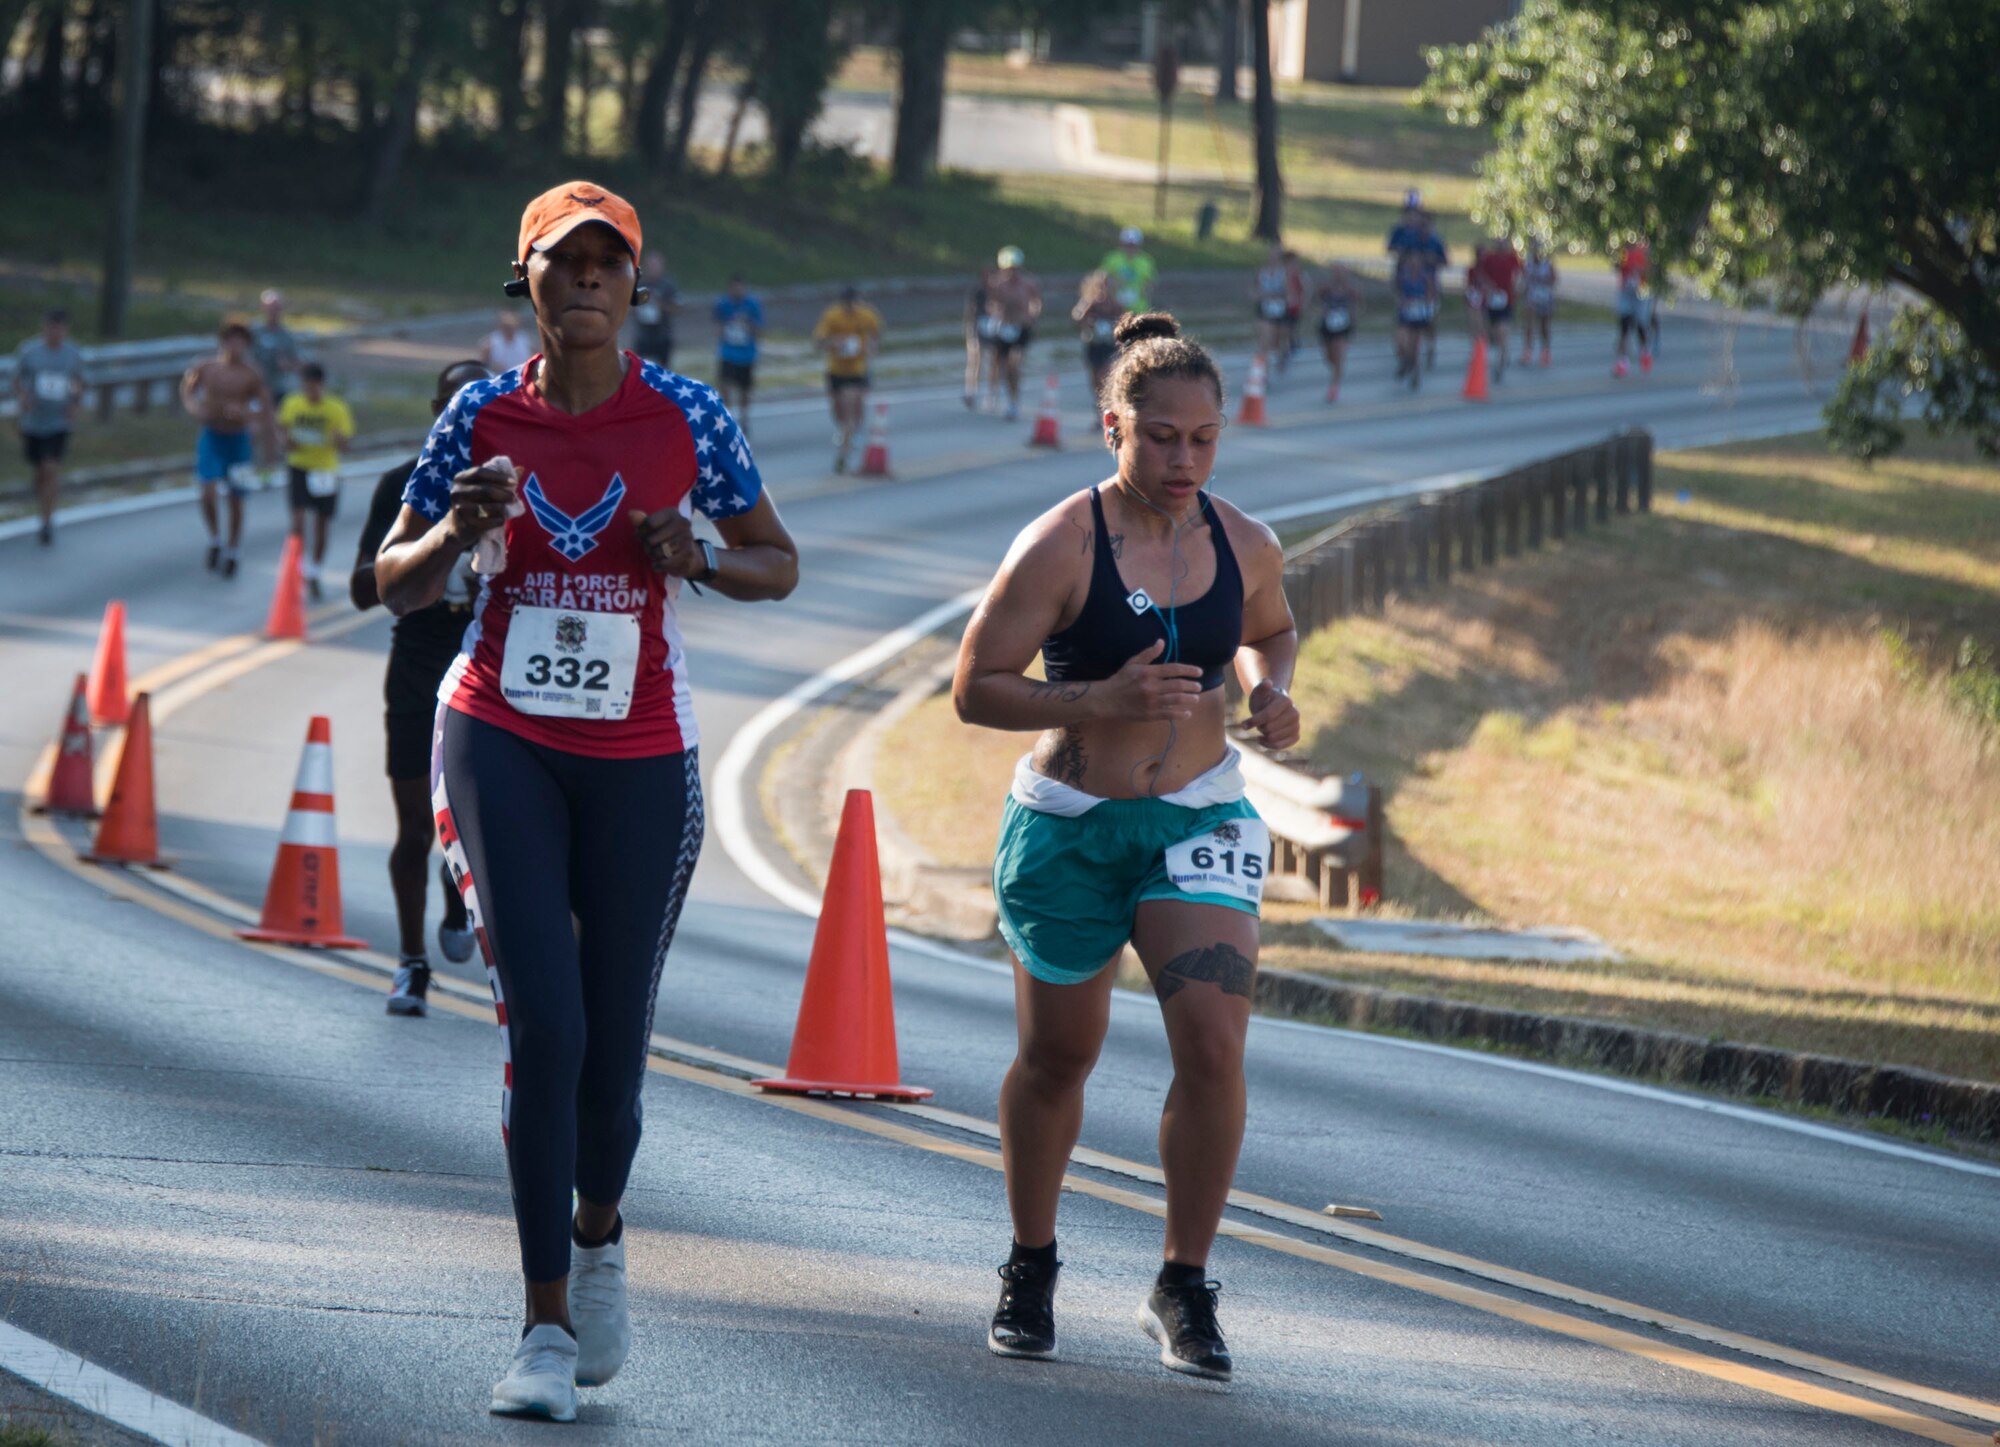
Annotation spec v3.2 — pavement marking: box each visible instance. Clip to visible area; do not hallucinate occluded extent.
[16,795,2000,1441]
[0,1318,268,1447]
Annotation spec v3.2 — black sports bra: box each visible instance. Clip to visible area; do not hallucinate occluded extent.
[1042,486,1244,692]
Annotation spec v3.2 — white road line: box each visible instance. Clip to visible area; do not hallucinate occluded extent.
[707,459,2000,1183]
[0,1318,267,1447]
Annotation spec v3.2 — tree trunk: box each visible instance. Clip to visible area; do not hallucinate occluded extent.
[665,9,717,178]
[33,0,67,109]
[633,0,691,163]
[361,13,433,225]
[535,0,575,155]
[493,0,527,135]
[718,69,755,176]
[1249,0,1281,240]
[1214,0,1239,103]
[890,0,950,187]
[99,0,152,338]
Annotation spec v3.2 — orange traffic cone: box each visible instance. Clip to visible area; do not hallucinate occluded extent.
[753,790,933,1100]
[35,673,98,816]
[85,692,162,867]
[238,717,364,947]
[264,534,308,641]
[87,600,129,727]
[1462,336,1491,401]
[1849,310,1870,364]
[858,401,892,477]
[1028,373,1061,447]
[1236,353,1269,426]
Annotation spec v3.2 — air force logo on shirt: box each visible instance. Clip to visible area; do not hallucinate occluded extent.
[523,473,627,561]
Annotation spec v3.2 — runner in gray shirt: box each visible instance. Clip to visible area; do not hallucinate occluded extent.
[252,288,301,481]
[12,307,87,545]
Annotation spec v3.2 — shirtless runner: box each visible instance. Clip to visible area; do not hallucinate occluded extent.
[180,321,276,576]
[986,247,1044,421]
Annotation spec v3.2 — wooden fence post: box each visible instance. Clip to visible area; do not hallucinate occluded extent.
[1388,515,1410,593]
[1637,430,1654,511]
[1358,784,1386,908]
[1502,473,1522,556]
[1593,444,1612,522]
[1614,433,1633,514]
[1548,461,1568,541]
[1457,491,1477,572]
[1433,500,1453,586]
[1525,464,1545,548]
[1479,484,1499,564]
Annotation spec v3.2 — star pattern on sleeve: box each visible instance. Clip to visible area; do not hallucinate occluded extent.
[400,373,517,521]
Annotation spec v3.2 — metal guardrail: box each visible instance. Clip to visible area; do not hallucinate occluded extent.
[1239,428,1655,912]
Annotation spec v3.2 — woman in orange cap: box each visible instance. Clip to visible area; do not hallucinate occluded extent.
[373,180,800,1421]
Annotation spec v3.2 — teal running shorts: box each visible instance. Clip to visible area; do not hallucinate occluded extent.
[992,794,1265,986]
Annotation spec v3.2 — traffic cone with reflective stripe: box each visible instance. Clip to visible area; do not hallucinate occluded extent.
[264,534,308,641]
[1236,353,1269,425]
[1462,336,1491,401]
[1028,373,1062,447]
[858,401,892,477]
[753,790,933,1100]
[87,600,129,726]
[84,692,162,867]
[35,673,98,816]
[238,716,364,947]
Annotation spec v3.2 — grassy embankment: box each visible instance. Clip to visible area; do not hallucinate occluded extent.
[876,435,2000,1090]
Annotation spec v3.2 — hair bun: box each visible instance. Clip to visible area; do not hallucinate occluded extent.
[1113,311,1182,348]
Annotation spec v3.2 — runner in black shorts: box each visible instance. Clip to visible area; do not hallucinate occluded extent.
[351,360,490,1014]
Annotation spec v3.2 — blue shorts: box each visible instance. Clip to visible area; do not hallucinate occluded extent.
[196,428,255,491]
[993,794,1264,986]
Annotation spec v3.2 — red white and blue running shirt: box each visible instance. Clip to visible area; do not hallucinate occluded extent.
[403,353,762,759]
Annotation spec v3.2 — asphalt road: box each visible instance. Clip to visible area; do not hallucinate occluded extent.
[5,313,1996,1446]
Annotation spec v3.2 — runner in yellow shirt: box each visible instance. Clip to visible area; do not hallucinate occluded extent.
[814,285,883,473]
[277,363,355,599]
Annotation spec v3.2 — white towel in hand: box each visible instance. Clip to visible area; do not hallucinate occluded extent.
[470,456,523,576]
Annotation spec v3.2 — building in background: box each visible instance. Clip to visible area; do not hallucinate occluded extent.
[1270,0,1519,86]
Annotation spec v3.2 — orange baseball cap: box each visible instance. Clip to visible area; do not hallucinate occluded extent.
[516,181,642,263]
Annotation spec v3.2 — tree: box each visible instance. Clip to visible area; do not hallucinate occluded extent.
[1425,0,2000,457]
[753,0,844,177]
[1247,0,1279,239]
[535,0,580,154]
[1212,0,1238,103]
[889,0,954,186]
[664,1,719,178]
[632,0,693,163]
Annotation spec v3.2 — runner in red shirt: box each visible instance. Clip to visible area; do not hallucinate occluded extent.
[373,180,799,1421]
[1473,236,1524,383]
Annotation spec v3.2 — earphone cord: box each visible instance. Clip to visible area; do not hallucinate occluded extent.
[1116,479,1200,799]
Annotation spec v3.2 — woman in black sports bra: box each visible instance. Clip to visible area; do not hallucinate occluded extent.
[953,312,1300,1383]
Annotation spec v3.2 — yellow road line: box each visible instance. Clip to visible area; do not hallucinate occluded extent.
[12,568,1995,1447]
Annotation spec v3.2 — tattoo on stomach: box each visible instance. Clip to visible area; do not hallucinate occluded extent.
[1040,727,1087,785]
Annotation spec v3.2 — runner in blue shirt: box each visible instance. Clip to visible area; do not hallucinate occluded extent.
[713,276,763,432]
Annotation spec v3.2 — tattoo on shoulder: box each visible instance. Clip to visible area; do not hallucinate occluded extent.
[1154,942,1256,1001]
[1108,532,1125,559]
[1069,515,1093,555]
[1029,679,1091,703]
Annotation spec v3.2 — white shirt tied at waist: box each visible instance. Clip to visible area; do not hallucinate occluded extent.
[1011,747,1246,818]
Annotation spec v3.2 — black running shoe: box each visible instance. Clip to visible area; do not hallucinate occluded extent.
[386,960,431,1017]
[205,543,221,571]
[307,575,324,601]
[988,1257,1059,1360]
[1139,1277,1231,1382]
[221,554,238,578]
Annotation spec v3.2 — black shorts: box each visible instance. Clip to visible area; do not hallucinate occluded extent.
[993,326,1033,357]
[286,466,338,517]
[22,431,68,465]
[1320,324,1353,342]
[633,330,674,368]
[825,373,870,393]
[718,359,755,391]
[384,615,469,779]
[1487,303,1514,325]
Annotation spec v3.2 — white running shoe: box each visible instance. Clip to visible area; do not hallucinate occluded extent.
[489,1323,578,1421]
[570,1234,631,1387]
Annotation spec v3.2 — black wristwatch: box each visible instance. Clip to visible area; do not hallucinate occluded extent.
[695,538,720,583]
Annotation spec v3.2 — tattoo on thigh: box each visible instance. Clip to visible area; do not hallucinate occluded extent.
[1154,943,1256,1001]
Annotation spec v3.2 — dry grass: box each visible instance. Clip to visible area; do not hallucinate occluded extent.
[874,434,2000,1085]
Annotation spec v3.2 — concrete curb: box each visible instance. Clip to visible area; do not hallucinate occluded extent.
[1255,967,2000,1145]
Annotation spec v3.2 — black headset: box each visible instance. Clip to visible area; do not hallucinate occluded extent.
[504,264,649,307]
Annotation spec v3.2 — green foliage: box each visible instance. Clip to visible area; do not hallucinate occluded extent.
[1830,307,2000,460]
[1424,0,2000,457]
[1880,627,2000,733]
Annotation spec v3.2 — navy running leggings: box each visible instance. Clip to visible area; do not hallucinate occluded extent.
[433,708,703,1283]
